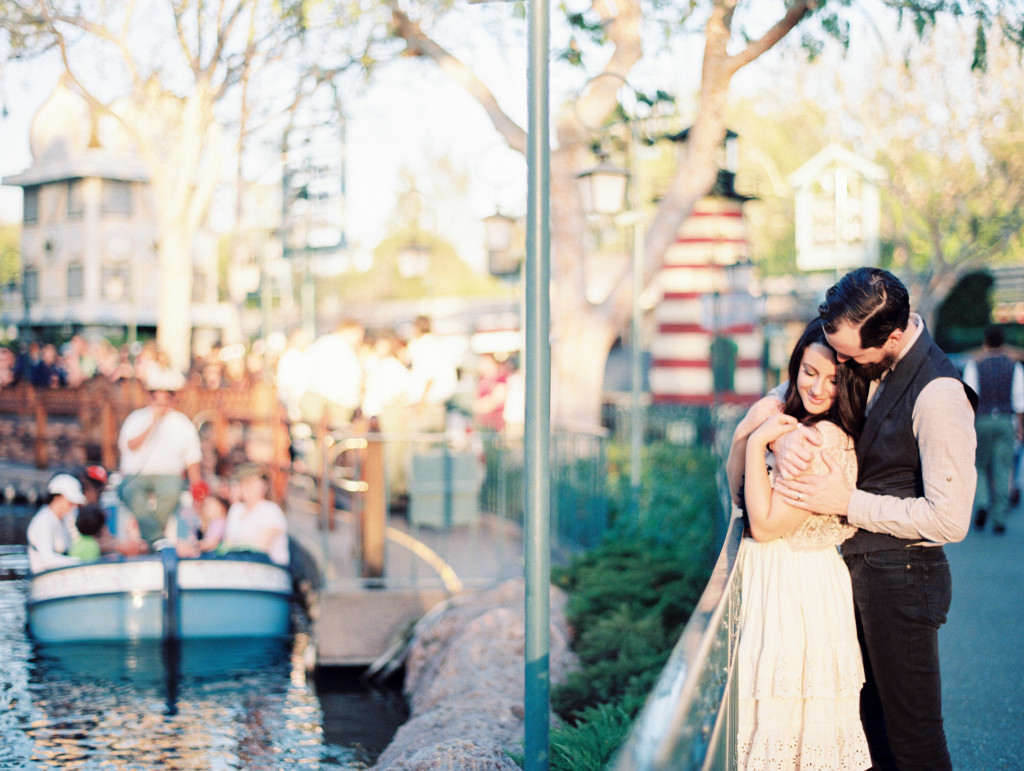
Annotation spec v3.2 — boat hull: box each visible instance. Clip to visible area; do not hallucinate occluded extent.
[27,553,293,643]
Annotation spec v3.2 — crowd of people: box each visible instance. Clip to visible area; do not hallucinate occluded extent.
[1,315,525,438]
[26,456,290,574]
[274,314,523,436]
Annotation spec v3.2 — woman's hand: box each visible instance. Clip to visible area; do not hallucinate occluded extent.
[750,413,799,448]
[735,396,784,439]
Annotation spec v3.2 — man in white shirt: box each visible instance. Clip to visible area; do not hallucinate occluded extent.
[406,315,458,433]
[118,370,203,544]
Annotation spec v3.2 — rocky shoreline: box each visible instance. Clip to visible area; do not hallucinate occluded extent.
[370,578,577,771]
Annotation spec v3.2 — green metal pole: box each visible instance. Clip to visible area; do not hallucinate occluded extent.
[524,0,551,764]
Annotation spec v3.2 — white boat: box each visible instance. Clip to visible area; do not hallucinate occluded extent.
[27,549,294,643]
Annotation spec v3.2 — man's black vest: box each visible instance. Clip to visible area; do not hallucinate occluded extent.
[842,325,978,555]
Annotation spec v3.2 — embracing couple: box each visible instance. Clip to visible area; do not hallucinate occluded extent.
[727,267,978,770]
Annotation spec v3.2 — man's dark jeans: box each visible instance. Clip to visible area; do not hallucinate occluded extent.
[844,546,953,771]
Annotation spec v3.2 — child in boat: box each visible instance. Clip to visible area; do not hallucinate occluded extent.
[69,504,106,561]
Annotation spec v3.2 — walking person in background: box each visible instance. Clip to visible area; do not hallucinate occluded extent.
[406,315,458,433]
[962,326,1024,534]
[732,319,870,769]
[770,268,977,770]
[117,369,205,545]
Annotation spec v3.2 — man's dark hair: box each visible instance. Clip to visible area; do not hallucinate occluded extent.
[983,326,1005,349]
[818,268,910,349]
[76,504,106,537]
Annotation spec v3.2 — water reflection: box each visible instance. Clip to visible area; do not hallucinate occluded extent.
[0,579,407,769]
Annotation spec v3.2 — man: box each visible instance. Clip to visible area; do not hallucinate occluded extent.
[406,315,458,433]
[962,326,1024,535]
[300,318,364,427]
[118,369,204,544]
[770,268,977,770]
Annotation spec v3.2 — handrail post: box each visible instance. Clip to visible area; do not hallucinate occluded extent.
[101,395,117,471]
[360,434,386,580]
[320,431,336,532]
[271,400,291,504]
[32,387,48,469]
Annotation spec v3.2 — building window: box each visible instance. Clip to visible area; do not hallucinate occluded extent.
[24,269,39,302]
[67,179,85,219]
[23,187,40,224]
[67,264,84,299]
[102,180,133,216]
[102,266,130,301]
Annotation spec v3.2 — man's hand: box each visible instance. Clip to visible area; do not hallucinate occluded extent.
[773,451,853,515]
[771,423,821,479]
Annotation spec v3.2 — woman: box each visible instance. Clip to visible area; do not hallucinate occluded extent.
[222,464,289,566]
[733,319,870,770]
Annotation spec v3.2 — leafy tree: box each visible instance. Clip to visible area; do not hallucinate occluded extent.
[385,0,1023,426]
[933,270,993,353]
[332,228,508,302]
[842,20,1024,325]
[0,224,20,289]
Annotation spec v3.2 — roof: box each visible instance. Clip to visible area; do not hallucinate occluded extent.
[788,143,886,188]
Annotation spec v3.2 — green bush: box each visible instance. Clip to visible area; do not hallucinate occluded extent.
[546,441,723,769]
[549,703,636,771]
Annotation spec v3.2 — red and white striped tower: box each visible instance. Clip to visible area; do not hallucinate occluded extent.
[649,176,762,405]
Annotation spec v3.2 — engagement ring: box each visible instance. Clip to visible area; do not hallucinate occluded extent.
[796,493,802,501]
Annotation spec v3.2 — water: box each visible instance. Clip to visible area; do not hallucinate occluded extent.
[0,570,407,769]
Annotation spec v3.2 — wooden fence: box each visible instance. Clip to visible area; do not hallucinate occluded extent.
[0,379,293,500]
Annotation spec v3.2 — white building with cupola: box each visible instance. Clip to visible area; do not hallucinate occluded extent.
[1,77,228,344]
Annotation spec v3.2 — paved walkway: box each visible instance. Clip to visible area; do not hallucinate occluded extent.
[283,476,524,591]
[942,499,1024,769]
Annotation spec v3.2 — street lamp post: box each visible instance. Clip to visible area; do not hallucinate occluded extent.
[576,127,644,513]
[524,0,551,767]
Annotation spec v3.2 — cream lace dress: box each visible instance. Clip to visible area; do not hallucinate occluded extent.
[735,421,871,770]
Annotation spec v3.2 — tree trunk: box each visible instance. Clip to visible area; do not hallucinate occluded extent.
[551,312,620,428]
[157,225,195,372]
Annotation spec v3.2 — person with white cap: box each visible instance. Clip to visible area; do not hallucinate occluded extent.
[117,367,205,544]
[26,474,87,573]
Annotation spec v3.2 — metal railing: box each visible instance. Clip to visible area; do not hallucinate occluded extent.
[479,426,610,552]
[613,510,744,771]
[603,401,746,770]
[295,423,612,590]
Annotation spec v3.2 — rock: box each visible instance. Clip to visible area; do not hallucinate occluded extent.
[371,578,577,771]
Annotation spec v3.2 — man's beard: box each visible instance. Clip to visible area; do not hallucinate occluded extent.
[846,351,898,381]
